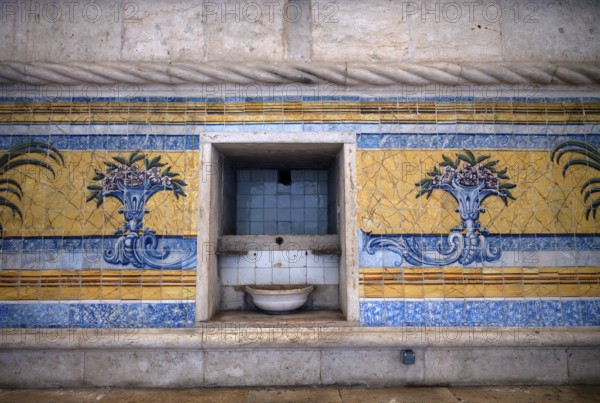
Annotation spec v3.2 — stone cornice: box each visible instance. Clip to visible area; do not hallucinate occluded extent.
[2,327,599,350]
[1,61,599,86]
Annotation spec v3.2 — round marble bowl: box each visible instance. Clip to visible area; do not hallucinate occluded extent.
[245,285,315,313]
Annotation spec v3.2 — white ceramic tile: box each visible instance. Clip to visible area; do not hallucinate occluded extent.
[291,182,304,195]
[277,195,291,208]
[250,222,264,234]
[250,183,265,195]
[323,254,340,268]
[238,267,256,284]
[305,208,318,221]
[272,268,290,284]
[250,208,264,222]
[291,222,304,234]
[307,267,324,284]
[220,268,238,286]
[306,252,323,268]
[237,252,257,269]
[255,268,273,285]
[291,195,304,208]
[286,250,307,268]
[264,182,277,194]
[237,169,251,182]
[264,222,278,234]
[291,170,304,181]
[278,208,291,221]
[277,222,292,233]
[264,195,277,208]
[305,222,318,234]
[290,267,307,284]
[323,267,339,284]
[236,222,250,235]
[271,251,288,269]
[255,250,273,268]
[238,182,251,195]
[305,195,318,207]
[219,255,239,269]
[250,195,264,208]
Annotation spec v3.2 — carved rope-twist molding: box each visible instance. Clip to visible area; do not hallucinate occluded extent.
[1,61,599,86]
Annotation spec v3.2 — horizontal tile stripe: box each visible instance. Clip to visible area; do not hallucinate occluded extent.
[0,302,195,328]
[359,267,600,298]
[359,299,600,326]
[1,101,599,124]
[357,133,600,150]
[0,269,196,301]
[0,134,198,150]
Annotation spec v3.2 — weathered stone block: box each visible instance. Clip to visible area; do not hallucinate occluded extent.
[204,350,320,386]
[122,0,206,62]
[311,0,410,62]
[83,350,204,387]
[425,348,568,385]
[321,349,425,386]
[567,348,600,384]
[0,351,84,388]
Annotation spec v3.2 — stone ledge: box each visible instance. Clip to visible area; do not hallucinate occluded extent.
[1,326,599,351]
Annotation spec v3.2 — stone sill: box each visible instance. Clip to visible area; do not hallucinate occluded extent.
[2,326,599,351]
[217,234,341,255]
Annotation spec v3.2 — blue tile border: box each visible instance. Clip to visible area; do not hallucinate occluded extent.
[0,134,198,150]
[359,233,599,268]
[0,236,197,270]
[357,133,600,150]
[0,303,195,328]
[359,299,600,327]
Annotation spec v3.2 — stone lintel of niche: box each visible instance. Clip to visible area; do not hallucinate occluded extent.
[1,327,599,350]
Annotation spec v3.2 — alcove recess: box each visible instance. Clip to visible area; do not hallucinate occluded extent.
[197,133,359,323]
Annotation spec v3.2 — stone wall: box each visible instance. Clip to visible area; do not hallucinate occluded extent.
[1,0,599,63]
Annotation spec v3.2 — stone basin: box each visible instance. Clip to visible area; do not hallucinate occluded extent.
[245,285,315,313]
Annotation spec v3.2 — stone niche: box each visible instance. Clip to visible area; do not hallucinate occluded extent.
[197,133,359,322]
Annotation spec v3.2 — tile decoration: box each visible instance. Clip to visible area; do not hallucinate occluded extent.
[236,169,330,235]
[0,97,599,327]
[0,126,198,327]
[357,118,600,327]
[219,250,340,286]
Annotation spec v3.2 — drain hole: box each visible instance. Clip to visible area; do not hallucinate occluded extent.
[275,237,284,245]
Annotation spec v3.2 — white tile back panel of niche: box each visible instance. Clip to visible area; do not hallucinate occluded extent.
[290,267,308,284]
[238,267,256,284]
[255,268,273,285]
[286,250,307,268]
[307,267,325,284]
[220,268,238,286]
[272,268,290,284]
[324,267,339,284]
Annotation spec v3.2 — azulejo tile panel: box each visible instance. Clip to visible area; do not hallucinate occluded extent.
[356,122,600,327]
[0,97,599,327]
[0,127,199,327]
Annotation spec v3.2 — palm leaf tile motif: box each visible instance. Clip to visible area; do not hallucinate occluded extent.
[551,140,600,220]
[0,141,64,233]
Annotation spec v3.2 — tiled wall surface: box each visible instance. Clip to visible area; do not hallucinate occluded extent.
[219,250,340,286]
[0,98,599,328]
[236,169,330,235]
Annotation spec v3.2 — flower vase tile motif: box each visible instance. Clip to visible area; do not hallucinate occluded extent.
[87,150,196,269]
[364,149,516,267]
